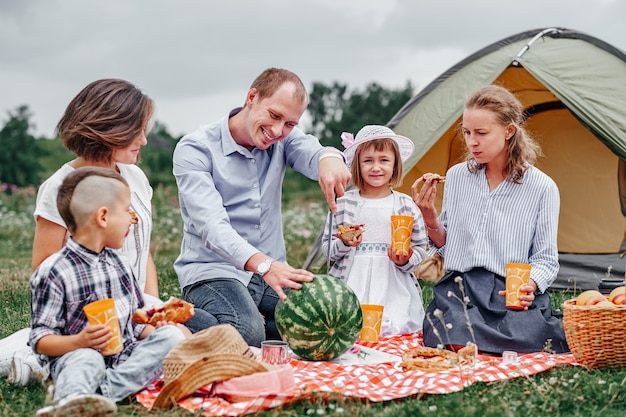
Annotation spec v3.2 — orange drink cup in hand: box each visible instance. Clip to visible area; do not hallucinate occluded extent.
[390,215,414,256]
[83,298,123,356]
[359,304,384,343]
[505,263,531,309]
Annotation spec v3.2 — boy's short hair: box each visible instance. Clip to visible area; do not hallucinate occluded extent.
[57,167,129,234]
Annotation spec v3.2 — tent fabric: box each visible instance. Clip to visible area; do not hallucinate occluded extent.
[304,27,626,290]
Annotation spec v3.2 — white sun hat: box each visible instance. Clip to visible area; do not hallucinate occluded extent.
[341,125,414,168]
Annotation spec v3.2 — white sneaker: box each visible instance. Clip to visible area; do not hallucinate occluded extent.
[0,328,30,377]
[35,394,116,417]
[7,348,45,386]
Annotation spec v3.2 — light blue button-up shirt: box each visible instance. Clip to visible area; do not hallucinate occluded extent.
[173,108,333,289]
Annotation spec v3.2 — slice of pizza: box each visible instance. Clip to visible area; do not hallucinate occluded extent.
[399,343,477,372]
[132,296,195,326]
[338,224,366,241]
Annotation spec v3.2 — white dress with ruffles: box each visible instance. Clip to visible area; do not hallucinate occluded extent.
[345,195,424,336]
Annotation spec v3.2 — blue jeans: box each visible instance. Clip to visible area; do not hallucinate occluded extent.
[49,325,185,402]
[182,275,281,347]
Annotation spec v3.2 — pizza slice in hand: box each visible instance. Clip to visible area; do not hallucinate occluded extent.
[132,296,195,326]
[338,224,366,241]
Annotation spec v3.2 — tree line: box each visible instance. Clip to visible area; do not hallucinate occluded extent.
[0,81,414,189]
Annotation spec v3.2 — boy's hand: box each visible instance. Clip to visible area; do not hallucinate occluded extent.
[79,324,112,351]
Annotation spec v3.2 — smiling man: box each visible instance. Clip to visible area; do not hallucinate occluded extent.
[172,68,351,346]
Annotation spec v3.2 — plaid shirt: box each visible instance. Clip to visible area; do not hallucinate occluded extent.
[29,238,146,370]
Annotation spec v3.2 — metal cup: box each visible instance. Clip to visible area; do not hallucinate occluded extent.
[261,340,293,366]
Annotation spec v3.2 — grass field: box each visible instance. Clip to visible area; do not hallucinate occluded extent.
[0,184,624,416]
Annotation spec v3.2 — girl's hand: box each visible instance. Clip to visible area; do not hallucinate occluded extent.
[337,232,362,247]
[388,246,413,266]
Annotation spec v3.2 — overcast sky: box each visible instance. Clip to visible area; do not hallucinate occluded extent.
[1,0,625,138]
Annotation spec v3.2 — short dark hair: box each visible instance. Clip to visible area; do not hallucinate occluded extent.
[57,167,128,234]
[56,78,154,164]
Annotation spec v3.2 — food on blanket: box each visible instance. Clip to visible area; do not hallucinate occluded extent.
[132,297,195,326]
[608,286,626,305]
[338,224,365,241]
[275,274,363,361]
[399,344,477,372]
[575,289,607,306]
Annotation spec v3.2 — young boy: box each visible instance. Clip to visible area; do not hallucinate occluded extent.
[29,167,189,417]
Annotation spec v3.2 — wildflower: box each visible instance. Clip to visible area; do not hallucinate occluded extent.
[429,405,437,411]
[454,276,463,284]
[447,291,454,298]
[433,309,443,318]
[446,323,453,329]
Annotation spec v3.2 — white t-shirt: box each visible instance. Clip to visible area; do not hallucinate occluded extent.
[33,163,153,290]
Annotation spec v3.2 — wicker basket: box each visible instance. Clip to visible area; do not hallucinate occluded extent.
[562,298,626,369]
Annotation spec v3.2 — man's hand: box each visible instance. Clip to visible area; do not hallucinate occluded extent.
[262,261,315,300]
[319,154,351,213]
[246,253,314,300]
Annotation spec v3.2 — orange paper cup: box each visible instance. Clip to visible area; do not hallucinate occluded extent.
[505,263,531,309]
[359,304,384,343]
[390,215,414,255]
[83,298,123,356]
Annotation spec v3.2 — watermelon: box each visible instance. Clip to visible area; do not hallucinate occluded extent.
[275,274,363,361]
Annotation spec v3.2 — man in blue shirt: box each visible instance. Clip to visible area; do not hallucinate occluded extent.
[173,68,351,346]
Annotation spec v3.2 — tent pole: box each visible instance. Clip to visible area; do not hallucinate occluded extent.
[512,28,561,66]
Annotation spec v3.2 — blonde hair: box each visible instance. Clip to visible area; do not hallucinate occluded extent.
[351,138,404,190]
[463,85,541,183]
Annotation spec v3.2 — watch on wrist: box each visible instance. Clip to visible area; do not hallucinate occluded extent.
[256,258,273,276]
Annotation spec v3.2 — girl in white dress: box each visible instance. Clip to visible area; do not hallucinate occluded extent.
[323,125,428,336]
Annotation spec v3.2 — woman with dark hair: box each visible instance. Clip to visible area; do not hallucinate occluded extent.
[1,78,162,386]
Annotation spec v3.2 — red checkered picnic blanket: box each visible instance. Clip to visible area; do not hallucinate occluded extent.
[135,332,577,416]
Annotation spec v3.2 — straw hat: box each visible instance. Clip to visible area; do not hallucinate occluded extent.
[341,125,414,168]
[151,324,276,410]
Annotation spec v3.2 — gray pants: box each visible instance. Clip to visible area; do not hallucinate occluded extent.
[50,325,184,402]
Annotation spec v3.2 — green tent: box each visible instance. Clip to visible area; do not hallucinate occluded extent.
[305,27,626,290]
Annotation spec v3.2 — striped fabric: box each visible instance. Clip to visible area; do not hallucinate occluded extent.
[437,163,560,293]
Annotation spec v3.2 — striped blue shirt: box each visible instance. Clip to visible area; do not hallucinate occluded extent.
[437,163,560,293]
